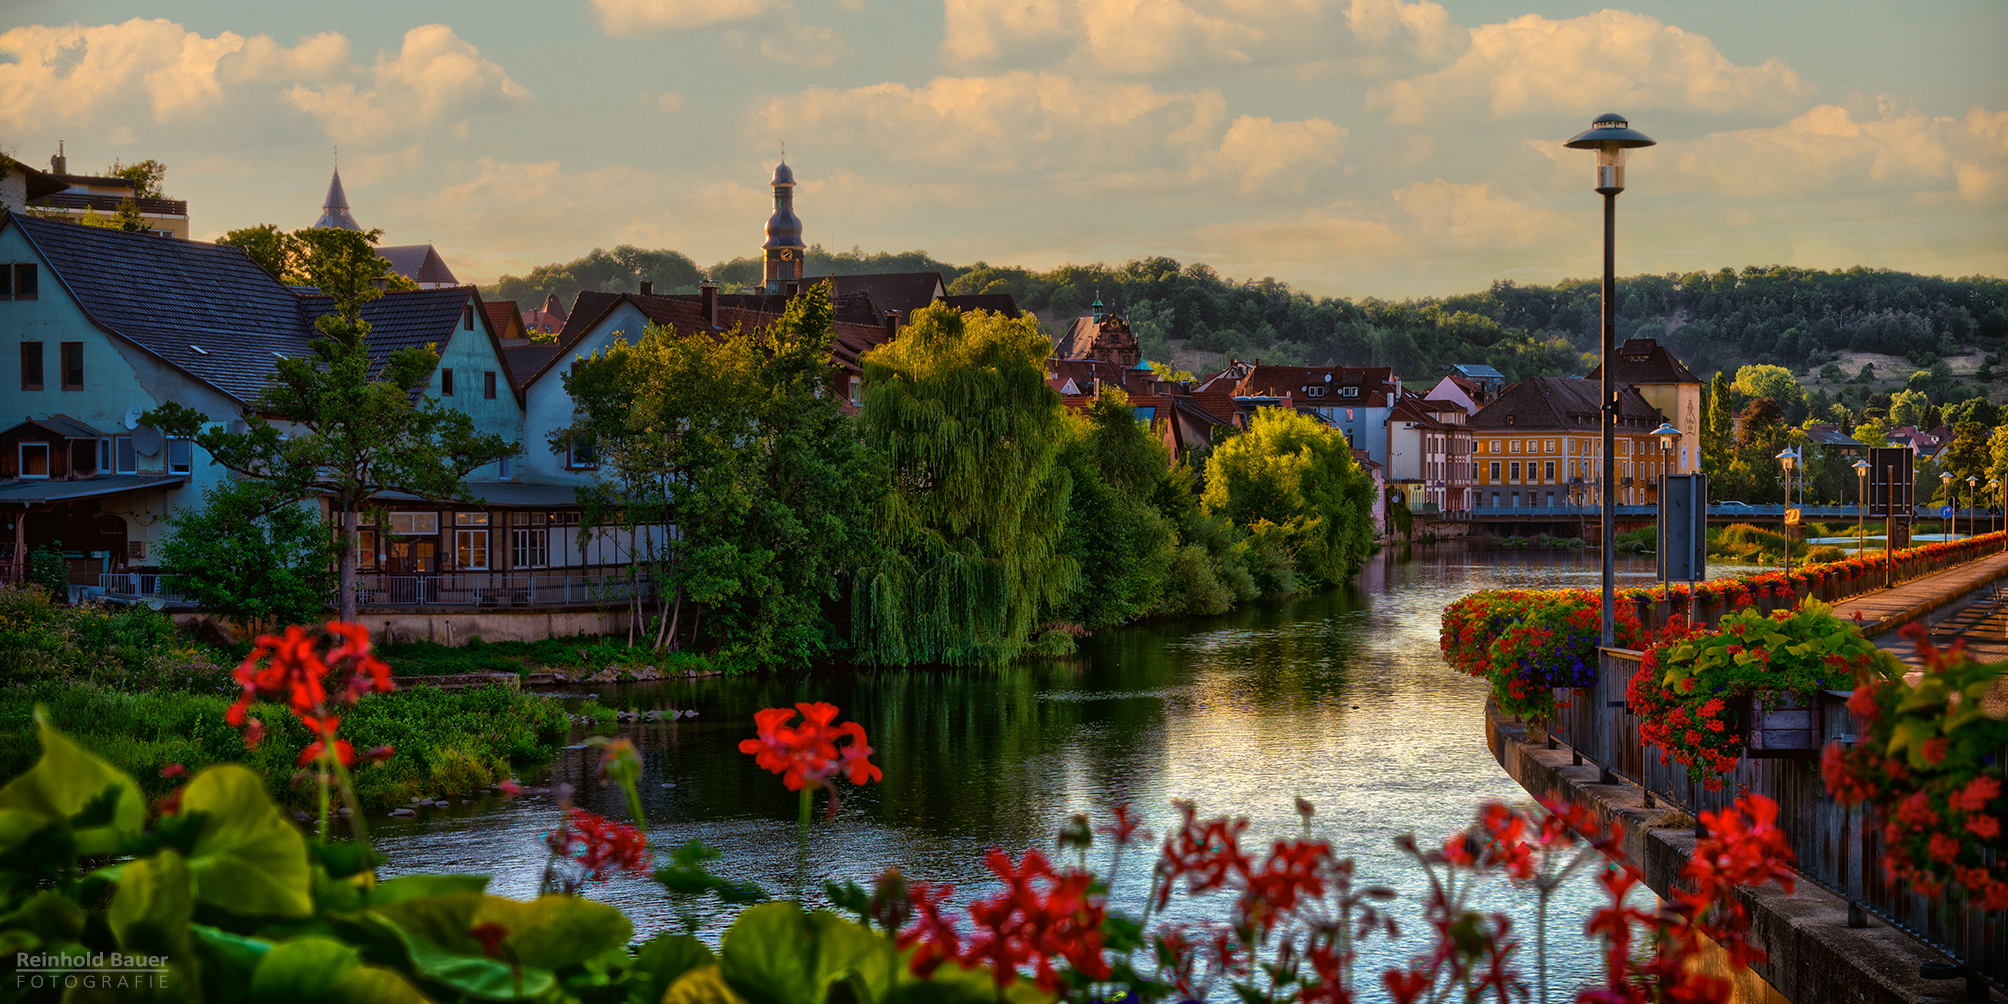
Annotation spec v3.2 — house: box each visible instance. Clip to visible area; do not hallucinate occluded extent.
[1225,366,1401,467]
[1053,299,1142,367]
[1449,363,1506,401]
[379,244,461,288]
[1586,337,1704,473]
[484,300,528,342]
[1423,374,1482,413]
[1385,390,1474,513]
[522,293,566,336]
[1803,423,1867,456]
[4,145,189,239]
[1469,376,1667,509]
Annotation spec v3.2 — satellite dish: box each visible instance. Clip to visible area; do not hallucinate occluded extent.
[124,404,143,430]
[133,425,163,457]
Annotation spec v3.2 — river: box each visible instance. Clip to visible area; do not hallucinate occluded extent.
[373,542,1684,993]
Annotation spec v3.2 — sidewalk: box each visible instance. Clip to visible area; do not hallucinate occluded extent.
[1825,548,2008,637]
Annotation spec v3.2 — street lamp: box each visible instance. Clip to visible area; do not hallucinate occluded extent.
[1940,471,1955,539]
[1566,112,1655,646]
[1777,447,1800,581]
[1966,475,1978,540]
[1992,479,2004,550]
[1853,458,1871,557]
[1651,421,1679,573]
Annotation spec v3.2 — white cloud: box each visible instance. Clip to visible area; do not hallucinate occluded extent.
[752,22,847,67]
[756,72,1340,195]
[589,0,784,34]
[0,18,347,131]
[942,0,1461,78]
[286,25,530,147]
[1368,10,1811,123]
[656,91,685,113]
[1389,180,1562,247]
[1665,101,2008,205]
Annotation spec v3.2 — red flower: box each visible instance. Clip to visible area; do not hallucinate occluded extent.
[468,922,509,958]
[551,808,649,880]
[1095,803,1149,849]
[1382,968,1432,1004]
[1951,776,2000,812]
[1965,815,1999,840]
[737,702,880,793]
[955,849,1109,990]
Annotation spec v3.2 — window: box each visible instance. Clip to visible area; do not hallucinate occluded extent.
[512,527,549,568]
[20,342,42,390]
[440,368,454,396]
[1544,461,1556,481]
[1545,439,1557,454]
[165,438,193,475]
[60,342,82,390]
[1509,461,1521,481]
[498,456,513,480]
[1509,440,1521,453]
[388,512,439,535]
[463,305,474,331]
[18,442,50,479]
[98,438,111,472]
[454,512,490,570]
[1489,440,1500,454]
[484,371,496,399]
[567,438,597,470]
[357,529,379,569]
[1337,386,1359,399]
[12,264,36,300]
[848,376,862,407]
[0,264,9,297]
[114,437,136,474]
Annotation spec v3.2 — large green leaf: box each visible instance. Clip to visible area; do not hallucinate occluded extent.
[181,765,312,918]
[110,849,194,958]
[0,709,145,857]
[0,888,86,943]
[629,932,716,1004]
[191,925,274,1004]
[718,902,898,1004]
[372,914,556,1001]
[247,935,431,1003]
[665,965,749,1004]
[371,892,631,973]
[368,874,491,906]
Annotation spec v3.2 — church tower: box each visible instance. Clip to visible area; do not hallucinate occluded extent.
[315,166,361,230]
[761,160,804,294]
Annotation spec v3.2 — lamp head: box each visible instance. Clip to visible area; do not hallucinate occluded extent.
[1942,472,1955,485]
[1775,446,1798,471]
[1967,475,1979,486]
[1853,458,1870,476]
[1564,113,1655,193]
[1651,421,1680,449]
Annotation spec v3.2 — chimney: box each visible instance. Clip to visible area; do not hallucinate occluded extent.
[883,310,900,341]
[50,141,66,176]
[700,280,719,328]
[639,280,654,296]
[785,280,799,297]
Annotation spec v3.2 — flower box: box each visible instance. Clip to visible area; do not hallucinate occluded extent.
[1742,690,1819,758]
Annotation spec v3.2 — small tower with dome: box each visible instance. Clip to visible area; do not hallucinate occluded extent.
[761,159,804,294]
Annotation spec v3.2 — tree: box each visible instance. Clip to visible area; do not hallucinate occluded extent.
[1889,389,1930,428]
[146,228,515,623]
[562,282,880,664]
[106,158,167,199]
[1941,421,1992,484]
[159,479,339,636]
[1731,365,1801,413]
[851,303,1077,665]
[1200,407,1375,587]
[1054,389,1178,629]
[217,224,299,280]
[1702,371,1734,475]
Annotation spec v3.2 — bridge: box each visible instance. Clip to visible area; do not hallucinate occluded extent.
[1415,503,2006,541]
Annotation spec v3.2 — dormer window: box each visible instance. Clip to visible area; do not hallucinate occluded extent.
[1337,386,1360,399]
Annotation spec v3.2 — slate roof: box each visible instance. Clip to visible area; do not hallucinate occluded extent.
[5,415,103,439]
[942,293,1021,318]
[1452,363,1506,381]
[483,300,523,339]
[525,291,890,391]
[808,273,944,318]
[503,343,562,391]
[1469,376,1660,432]
[5,213,313,403]
[1232,366,1397,407]
[1585,337,1702,386]
[299,286,480,377]
[380,244,460,286]
[1803,424,1866,447]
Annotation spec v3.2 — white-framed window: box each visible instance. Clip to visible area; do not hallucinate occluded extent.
[567,438,597,470]
[512,527,549,568]
[498,455,513,480]
[98,438,111,473]
[18,442,50,479]
[848,376,862,407]
[114,436,136,474]
[454,512,490,570]
[165,437,193,475]
[389,512,439,535]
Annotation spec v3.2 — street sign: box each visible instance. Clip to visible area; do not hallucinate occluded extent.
[1940,505,1954,518]
[1784,508,1801,526]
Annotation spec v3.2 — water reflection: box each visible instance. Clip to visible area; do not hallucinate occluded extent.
[376,543,1679,990]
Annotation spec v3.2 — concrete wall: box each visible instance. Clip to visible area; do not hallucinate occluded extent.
[175,608,639,645]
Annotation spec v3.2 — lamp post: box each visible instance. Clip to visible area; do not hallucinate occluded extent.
[1777,447,1800,581]
[1651,421,1679,575]
[1566,113,1655,646]
[1992,478,2003,548]
[1966,475,1978,540]
[1940,471,1955,539]
[1854,458,1871,557]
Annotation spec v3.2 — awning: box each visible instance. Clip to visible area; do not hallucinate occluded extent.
[2,414,103,439]
[0,474,188,506]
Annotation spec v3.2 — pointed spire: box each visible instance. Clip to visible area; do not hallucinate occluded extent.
[315,160,361,230]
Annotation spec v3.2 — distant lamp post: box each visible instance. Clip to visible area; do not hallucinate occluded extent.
[1940,471,1955,538]
[1777,447,1800,580]
[1566,112,1655,646]
[1853,458,1872,556]
[1991,478,2004,550]
[1652,421,1680,582]
[1966,475,1979,540]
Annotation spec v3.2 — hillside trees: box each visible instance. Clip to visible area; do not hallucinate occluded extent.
[850,304,1078,665]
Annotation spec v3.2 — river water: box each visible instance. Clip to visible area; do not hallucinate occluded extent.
[373,543,1677,993]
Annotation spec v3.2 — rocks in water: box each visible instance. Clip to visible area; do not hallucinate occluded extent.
[629,665,663,681]
[390,808,417,817]
[294,811,310,822]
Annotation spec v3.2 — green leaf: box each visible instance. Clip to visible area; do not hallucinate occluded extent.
[0,888,86,943]
[367,874,491,906]
[190,924,274,1004]
[109,849,194,958]
[309,841,386,880]
[181,764,313,918]
[630,932,716,1004]
[371,913,557,1001]
[0,709,146,857]
[718,902,898,1004]
[248,934,431,1004]
[371,891,631,974]
[665,965,750,1004]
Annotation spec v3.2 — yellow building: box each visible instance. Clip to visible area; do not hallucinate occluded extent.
[1469,376,1672,509]
[1587,337,1703,474]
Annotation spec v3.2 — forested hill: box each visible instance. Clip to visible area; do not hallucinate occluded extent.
[485,248,2007,386]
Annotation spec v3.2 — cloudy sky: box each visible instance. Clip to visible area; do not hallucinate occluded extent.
[3,0,2003,298]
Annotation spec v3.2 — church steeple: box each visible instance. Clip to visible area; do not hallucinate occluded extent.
[315,165,361,230]
[761,158,804,294]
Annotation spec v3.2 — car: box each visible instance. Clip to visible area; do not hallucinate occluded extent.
[1716,500,1754,509]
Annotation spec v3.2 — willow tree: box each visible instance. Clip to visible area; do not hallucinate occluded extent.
[851,304,1077,665]
[1200,407,1374,588]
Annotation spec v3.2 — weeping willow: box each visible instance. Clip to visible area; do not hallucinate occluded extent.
[851,304,1078,665]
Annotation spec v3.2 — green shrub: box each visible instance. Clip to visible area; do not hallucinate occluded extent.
[1807,545,1847,563]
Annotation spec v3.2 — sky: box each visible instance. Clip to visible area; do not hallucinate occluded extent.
[2,0,2004,299]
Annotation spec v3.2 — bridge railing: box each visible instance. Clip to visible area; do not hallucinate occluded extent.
[1545,641,2006,984]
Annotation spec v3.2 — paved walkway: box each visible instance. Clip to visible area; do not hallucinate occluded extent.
[1852,549,2008,717]
[1828,548,2008,637]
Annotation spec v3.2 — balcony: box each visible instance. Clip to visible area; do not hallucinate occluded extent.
[98,569,655,611]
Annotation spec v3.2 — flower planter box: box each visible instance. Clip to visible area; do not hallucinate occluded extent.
[1742,690,1820,758]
